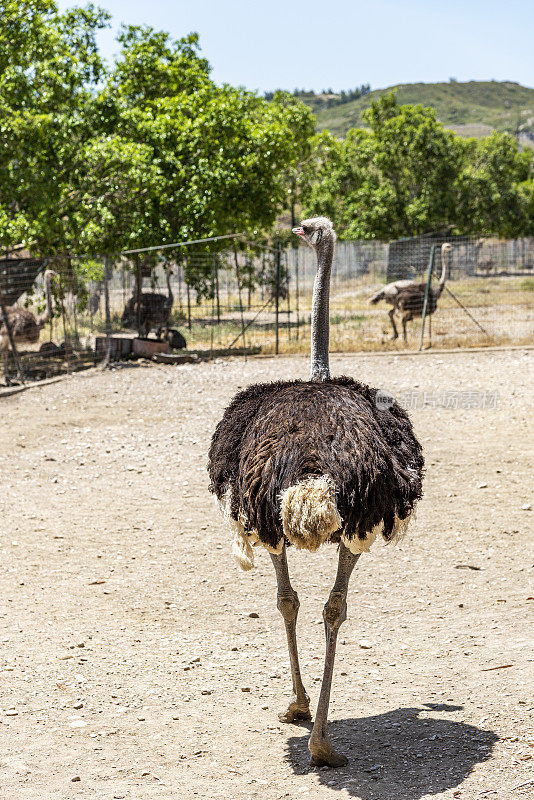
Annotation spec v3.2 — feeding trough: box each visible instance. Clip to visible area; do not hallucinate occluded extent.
[132,337,170,358]
[95,336,134,359]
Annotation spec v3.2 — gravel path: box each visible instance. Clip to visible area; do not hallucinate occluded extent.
[1,349,533,800]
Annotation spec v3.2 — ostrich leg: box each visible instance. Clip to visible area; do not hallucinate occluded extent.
[270,546,311,723]
[388,307,399,339]
[402,314,408,342]
[309,543,360,768]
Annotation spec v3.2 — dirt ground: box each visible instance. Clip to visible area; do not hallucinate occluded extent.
[1,348,533,800]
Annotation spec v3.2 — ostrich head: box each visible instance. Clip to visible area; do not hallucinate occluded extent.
[292,217,336,249]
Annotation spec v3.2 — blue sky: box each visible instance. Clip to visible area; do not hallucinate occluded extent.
[57,0,534,92]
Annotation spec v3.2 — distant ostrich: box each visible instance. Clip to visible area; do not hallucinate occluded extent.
[1,269,56,381]
[475,238,494,276]
[121,262,174,338]
[164,328,187,350]
[208,217,424,768]
[389,243,451,341]
[369,277,417,306]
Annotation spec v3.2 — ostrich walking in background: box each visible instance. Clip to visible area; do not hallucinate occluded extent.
[389,243,451,341]
[208,217,423,767]
[121,262,174,338]
[1,269,56,381]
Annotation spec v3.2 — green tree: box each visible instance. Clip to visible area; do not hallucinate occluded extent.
[456,133,533,237]
[96,26,314,287]
[306,94,463,239]
[0,0,110,251]
[305,93,534,239]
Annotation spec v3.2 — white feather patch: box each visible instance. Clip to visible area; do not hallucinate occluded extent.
[216,489,283,570]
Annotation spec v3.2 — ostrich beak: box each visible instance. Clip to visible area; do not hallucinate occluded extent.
[292,226,305,236]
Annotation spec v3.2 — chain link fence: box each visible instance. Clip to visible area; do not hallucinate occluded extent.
[1,234,533,385]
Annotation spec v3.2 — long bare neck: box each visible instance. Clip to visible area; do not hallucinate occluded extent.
[310,236,334,381]
[37,274,53,328]
[434,248,449,299]
[165,263,173,306]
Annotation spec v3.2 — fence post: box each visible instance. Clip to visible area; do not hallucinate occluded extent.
[103,254,111,365]
[0,257,25,383]
[233,240,247,359]
[185,258,192,330]
[214,255,220,324]
[295,246,300,340]
[275,242,281,355]
[135,252,141,335]
[419,244,435,351]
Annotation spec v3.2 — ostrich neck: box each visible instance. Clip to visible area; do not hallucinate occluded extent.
[166,265,173,305]
[310,237,334,381]
[435,251,449,298]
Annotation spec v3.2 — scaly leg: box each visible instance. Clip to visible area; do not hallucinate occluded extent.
[270,545,311,723]
[388,307,398,339]
[402,314,408,342]
[309,543,360,767]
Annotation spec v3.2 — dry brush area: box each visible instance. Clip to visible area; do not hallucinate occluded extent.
[1,348,533,800]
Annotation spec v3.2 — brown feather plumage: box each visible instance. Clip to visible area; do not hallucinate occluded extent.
[208,377,424,551]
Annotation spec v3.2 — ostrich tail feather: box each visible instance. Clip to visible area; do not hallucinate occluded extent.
[280,475,342,552]
[217,490,255,571]
[232,528,254,571]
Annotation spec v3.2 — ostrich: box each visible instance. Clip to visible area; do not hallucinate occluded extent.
[389,243,451,341]
[474,239,494,276]
[164,328,187,350]
[208,217,423,768]
[121,262,174,338]
[1,269,57,381]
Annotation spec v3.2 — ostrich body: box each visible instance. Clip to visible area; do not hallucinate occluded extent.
[389,243,451,341]
[164,328,187,350]
[208,217,423,767]
[121,263,174,338]
[369,278,416,306]
[1,269,56,381]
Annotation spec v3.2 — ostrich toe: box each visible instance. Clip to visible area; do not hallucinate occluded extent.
[309,735,348,768]
[278,694,312,723]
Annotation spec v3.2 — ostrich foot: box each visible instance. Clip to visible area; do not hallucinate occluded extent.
[278,695,312,723]
[309,735,348,768]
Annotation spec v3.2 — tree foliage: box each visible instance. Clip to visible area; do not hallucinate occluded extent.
[304,93,533,239]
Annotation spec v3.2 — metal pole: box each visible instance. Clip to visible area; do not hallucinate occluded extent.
[186,276,191,330]
[214,255,220,324]
[445,285,491,338]
[295,246,300,340]
[233,241,247,359]
[419,244,435,351]
[275,243,281,355]
[135,253,141,335]
[103,254,111,365]
[59,264,72,373]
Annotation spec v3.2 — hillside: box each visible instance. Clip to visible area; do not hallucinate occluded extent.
[307,80,534,139]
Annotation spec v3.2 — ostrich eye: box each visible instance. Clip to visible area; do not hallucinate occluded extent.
[302,226,310,234]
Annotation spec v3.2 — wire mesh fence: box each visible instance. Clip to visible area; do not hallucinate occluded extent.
[1,234,533,386]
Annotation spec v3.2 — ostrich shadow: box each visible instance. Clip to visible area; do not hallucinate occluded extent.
[284,704,498,799]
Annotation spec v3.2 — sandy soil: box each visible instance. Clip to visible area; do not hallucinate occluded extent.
[1,349,533,800]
